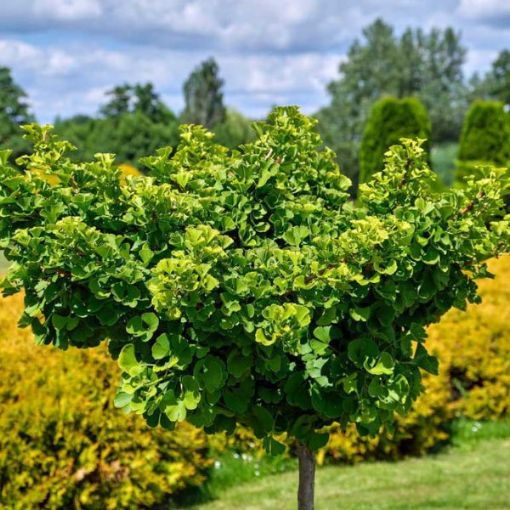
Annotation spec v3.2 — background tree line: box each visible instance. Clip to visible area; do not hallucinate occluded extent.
[0,18,508,179]
[316,19,510,187]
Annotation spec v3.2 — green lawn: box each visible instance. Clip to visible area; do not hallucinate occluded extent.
[191,436,510,510]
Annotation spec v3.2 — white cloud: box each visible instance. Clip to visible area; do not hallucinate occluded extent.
[0,36,341,121]
[458,0,510,27]
[0,0,363,53]
[458,0,510,18]
[34,0,102,20]
[0,39,40,65]
[0,0,506,121]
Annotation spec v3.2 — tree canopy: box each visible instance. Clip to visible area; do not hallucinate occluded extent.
[182,58,226,129]
[0,67,34,158]
[1,107,509,449]
[317,19,467,183]
[1,107,509,510]
[55,83,180,165]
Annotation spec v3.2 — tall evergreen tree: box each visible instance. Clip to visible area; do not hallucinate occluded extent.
[487,50,510,106]
[317,20,467,183]
[0,67,34,157]
[182,58,226,129]
[100,84,132,118]
[359,97,431,184]
[456,100,510,181]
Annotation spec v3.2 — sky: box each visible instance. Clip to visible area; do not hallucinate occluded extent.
[0,0,509,123]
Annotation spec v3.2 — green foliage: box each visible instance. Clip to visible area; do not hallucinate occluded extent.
[473,50,510,106]
[204,253,510,467]
[182,58,226,129]
[317,19,467,184]
[213,109,255,148]
[431,143,458,186]
[457,100,510,180]
[359,97,431,184]
[0,67,34,158]
[0,107,508,453]
[54,82,180,166]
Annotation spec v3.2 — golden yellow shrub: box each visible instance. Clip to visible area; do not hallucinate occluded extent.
[118,163,142,181]
[0,293,211,510]
[427,255,510,420]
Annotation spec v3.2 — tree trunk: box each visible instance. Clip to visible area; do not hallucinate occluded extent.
[297,442,316,510]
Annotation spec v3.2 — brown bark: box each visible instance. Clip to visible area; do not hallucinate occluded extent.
[297,442,316,510]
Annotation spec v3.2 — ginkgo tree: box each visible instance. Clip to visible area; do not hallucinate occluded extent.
[0,107,508,510]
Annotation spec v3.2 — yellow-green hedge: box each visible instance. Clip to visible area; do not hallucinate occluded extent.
[0,293,211,510]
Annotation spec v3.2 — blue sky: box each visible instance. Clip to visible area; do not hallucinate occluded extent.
[0,0,509,122]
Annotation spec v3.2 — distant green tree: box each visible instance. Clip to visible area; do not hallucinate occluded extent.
[416,27,467,142]
[467,72,492,102]
[106,112,179,163]
[457,100,510,180]
[485,50,510,106]
[316,19,398,186]
[100,83,175,123]
[182,58,226,129]
[132,83,176,124]
[213,109,255,148]
[467,50,510,107]
[317,19,467,185]
[56,83,179,165]
[100,84,132,118]
[54,114,98,161]
[359,97,431,184]
[491,51,510,105]
[0,67,34,157]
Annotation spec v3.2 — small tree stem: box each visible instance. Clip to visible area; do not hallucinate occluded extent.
[297,442,316,510]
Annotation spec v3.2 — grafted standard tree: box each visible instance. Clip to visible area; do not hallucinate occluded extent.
[0,108,509,510]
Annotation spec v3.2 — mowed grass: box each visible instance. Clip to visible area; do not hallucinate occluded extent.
[191,436,510,510]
